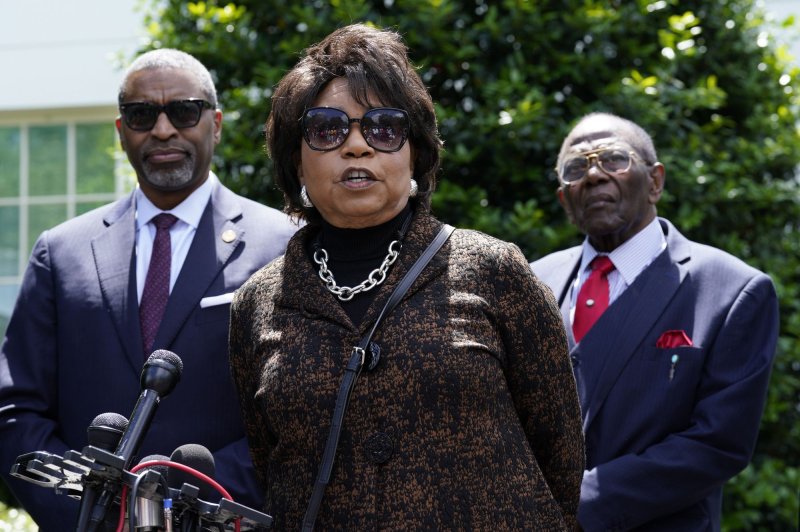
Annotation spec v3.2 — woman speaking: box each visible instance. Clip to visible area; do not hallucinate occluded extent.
[229,23,584,530]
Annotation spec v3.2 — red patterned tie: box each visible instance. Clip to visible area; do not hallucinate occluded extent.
[573,256,615,343]
[140,213,178,355]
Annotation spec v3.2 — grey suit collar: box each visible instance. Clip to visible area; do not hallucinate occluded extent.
[545,247,581,308]
[92,184,245,373]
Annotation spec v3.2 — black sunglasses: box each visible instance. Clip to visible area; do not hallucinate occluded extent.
[119,99,214,131]
[301,107,410,153]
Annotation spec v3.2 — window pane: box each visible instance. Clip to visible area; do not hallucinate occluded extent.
[77,123,116,194]
[29,126,67,196]
[0,127,20,197]
[0,206,19,276]
[28,204,66,252]
[0,284,20,339]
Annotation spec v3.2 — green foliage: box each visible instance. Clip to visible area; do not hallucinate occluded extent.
[5,0,794,528]
[0,498,33,530]
[140,0,800,529]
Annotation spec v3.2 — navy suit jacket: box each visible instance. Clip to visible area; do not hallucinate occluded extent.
[530,218,778,531]
[0,182,297,530]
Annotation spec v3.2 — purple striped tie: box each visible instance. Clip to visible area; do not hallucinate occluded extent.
[140,213,178,355]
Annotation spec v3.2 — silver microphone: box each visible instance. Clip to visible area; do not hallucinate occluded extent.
[132,454,170,531]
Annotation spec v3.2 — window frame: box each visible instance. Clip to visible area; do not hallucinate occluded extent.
[0,107,133,330]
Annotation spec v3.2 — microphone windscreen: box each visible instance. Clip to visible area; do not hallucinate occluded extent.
[141,350,183,397]
[167,444,216,500]
[86,412,129,451]
[137,454,170,478]
[146,350,184,373]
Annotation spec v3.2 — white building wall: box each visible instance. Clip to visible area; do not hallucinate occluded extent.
[0,0,145,111]
[0,0,144,334]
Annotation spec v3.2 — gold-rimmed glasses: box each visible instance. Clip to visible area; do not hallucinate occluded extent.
[558,148,646,184]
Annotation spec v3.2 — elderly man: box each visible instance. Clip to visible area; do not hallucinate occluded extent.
[530,112,778,531]
[0,49,296,529]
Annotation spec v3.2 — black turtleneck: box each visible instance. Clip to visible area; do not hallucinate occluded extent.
[309,204,412,326]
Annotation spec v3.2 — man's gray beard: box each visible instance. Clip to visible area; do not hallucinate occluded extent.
[142,158,194,190]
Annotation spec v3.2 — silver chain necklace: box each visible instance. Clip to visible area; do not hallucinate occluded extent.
[314,240,401,301]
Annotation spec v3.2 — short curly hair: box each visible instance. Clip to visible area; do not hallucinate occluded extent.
[266,23,442,224]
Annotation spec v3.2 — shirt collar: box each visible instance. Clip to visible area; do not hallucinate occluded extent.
[135,172,217,229]
[579,217,666,285]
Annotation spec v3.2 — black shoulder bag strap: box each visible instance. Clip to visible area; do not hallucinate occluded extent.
[302,223,455,531]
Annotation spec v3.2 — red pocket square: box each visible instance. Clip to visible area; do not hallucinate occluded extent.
[656,330,693,349]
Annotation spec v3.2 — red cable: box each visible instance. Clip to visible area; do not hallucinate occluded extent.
[114,459,240,532]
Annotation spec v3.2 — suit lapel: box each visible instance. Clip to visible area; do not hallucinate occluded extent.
[543,248,581,308]
[561,295,576,350]
[153,184,243,350]
[546,250,582,397]
[580,221,691,431]
[92,194,142,374]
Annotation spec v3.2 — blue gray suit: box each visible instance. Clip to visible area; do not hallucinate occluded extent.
[530,218,778,531]
[0,182,297,529]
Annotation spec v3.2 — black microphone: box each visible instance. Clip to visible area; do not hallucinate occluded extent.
[167,444,217,500]
[86,413,129,451]
[75,413,129,531]
[116,350,183,464]
[86,350,183,531]
[167,444,217,532]
[132,454,170,532]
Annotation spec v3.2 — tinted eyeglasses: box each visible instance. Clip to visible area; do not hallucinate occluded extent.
[559,148,645,184]
[119,99,215,131]
[302,107,410,153]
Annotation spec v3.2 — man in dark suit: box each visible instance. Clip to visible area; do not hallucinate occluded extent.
[530,112,778,531]
[0,49,296,529]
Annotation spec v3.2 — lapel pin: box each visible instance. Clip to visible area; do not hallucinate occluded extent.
[586,299,595,307]
[221,229,236,243]
[669,354,679,382]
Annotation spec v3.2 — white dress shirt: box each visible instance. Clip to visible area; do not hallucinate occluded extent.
[134,173,217,302]
[568,217,667,326]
